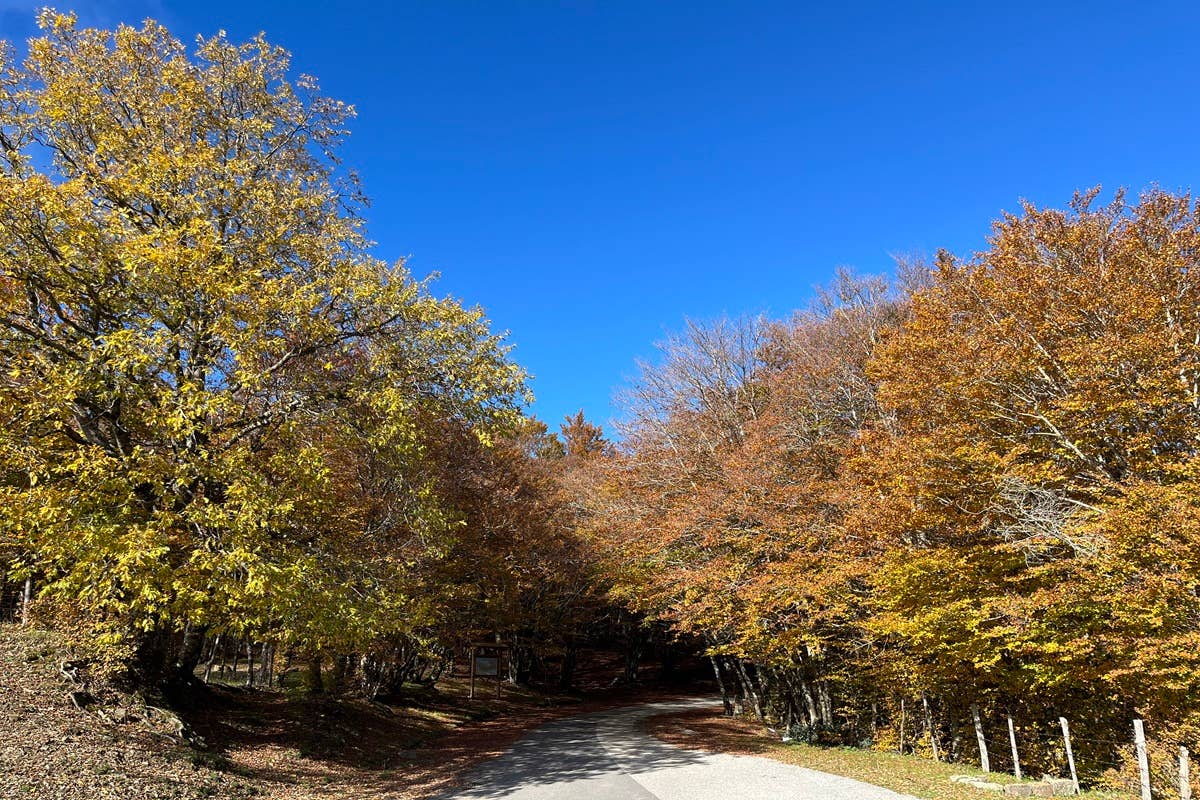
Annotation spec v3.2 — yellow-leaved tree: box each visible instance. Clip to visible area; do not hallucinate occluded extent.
[0,12,525,684]
[869,188,1200,765]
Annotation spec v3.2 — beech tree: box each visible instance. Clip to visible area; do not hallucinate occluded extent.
[593,195,1200,768]
[870,188,1200,748]
[588,284,903,728]
[0,13,524,682]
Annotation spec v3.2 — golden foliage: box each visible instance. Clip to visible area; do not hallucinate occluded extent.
[0,14,527,675]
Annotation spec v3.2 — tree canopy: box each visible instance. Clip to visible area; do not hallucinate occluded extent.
[1,12,1197,793]
[0,12,529,680]
[591,191,1200,780]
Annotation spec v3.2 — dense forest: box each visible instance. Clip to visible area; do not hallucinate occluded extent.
[583,192,1200,788]
[1,12,1198,796]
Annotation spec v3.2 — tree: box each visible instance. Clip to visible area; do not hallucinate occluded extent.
[413,416,604,688]
[869,188,1200,754]
[560,411,608,460]
[616,314,768,458]
[0,12,524,683]
[591,280,905,731]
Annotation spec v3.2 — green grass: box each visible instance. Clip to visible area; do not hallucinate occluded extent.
[649,711,1136,800]
[763,744,1114,800]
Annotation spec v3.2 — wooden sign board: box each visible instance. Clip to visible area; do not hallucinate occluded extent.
[467,642,509,699]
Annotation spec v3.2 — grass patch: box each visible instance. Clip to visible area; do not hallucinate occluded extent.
[647,710,1135,800]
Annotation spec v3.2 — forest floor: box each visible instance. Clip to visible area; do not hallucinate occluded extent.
[645,708,1138,800]
[0,623,696,800]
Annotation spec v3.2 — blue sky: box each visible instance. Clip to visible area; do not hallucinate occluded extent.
[3,1,1198,433]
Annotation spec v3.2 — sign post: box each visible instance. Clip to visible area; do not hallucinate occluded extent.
[468,642,510,700]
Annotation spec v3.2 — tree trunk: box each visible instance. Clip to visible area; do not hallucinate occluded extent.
[304,654,323,695]
[559,644,577,691]
[203,634,222,684]
[128,627,175,687]
[623,641,642,684]
[230,636,242,682]
[733,658,764,721]
[710,656,734,716]
[20,576,33,624]
[757,665,774,721]
[508,643,534,686]
[949,710,964,762]
[328,654,351,693]
[777,669,805,737]
[800,680,820,727]
[817,682,834,727]
[260,642,272,687]
[245,640,255,687]
[174,623,207,685]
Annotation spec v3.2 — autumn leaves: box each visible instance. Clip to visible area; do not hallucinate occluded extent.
[591,191,1200,755]
[0,13,530,683]
[0,13,1197,773]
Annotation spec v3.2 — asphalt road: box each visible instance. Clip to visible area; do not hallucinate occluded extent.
[442,698,921,800]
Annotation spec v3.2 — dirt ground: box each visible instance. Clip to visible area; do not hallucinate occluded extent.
[0,624,698,800]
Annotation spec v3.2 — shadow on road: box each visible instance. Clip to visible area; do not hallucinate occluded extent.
[446,700,719,798]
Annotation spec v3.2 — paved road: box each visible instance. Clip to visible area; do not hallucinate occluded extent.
[441,698,921,800]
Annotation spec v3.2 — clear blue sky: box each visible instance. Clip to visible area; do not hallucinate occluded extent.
[2,2,1198,433]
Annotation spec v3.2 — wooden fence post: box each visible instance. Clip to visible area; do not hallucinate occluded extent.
[1134,719,1151,800]
[923,693,940,762]
[1060,717,1080,795]
[1008,716,1022,780]
[972,704,990,772]
[899,698,906,754]
[1180,746,1191,800]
